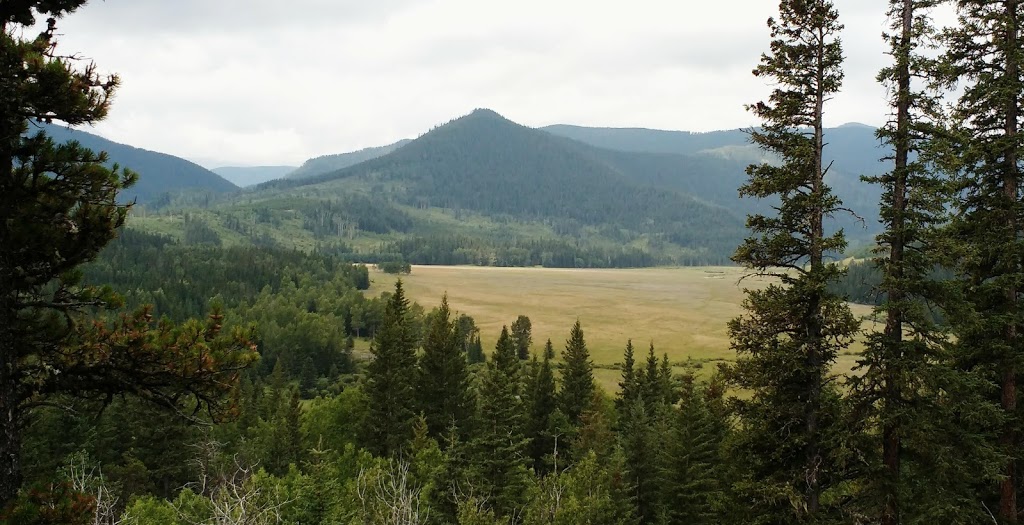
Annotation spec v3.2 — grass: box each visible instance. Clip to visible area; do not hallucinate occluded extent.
[369,265,877,392]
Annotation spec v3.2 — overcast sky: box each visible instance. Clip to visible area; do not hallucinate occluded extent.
[44,0,954,168]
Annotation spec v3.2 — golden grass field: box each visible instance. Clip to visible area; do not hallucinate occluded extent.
[369,266,877,392]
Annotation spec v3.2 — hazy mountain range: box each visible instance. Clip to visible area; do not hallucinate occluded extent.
[36,110,889,265]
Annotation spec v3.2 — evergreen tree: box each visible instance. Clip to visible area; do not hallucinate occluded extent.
[511,314,533,360]
[847,1,985,523]
[616,340,639,419]
[0,2,256,504]
[939,1,1024,521]
[362,280,418,457]
[525,345,558,474]
[559,320,595,427]
[417,295,474,439]
[725,0,859,521]
[619,397,663,525]
[472,327,530,518]
[660,381,727,525]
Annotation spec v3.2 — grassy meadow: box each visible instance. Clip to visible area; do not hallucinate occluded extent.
[369,265,876,392]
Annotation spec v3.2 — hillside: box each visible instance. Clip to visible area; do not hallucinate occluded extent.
[288,109,746,261]
[545,122,888,245]
[286,139,413,180]
[213,165,296,187]
[35,122,237,203]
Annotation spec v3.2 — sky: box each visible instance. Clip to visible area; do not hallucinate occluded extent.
[39,0,955,168]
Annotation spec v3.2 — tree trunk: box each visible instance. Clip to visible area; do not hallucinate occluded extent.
[1000,2,1020,522]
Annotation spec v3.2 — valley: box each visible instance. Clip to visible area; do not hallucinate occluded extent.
[370,265,876,391]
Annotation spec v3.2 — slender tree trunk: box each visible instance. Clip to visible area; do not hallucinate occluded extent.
[805,26,828,516]
[0,146,20,507]
[881,3,913,524]
[1000,3,1020,522]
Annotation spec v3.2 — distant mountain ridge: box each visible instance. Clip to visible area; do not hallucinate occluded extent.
[286,139,413,180]
[36,122,237,203]
[213,165,296,187]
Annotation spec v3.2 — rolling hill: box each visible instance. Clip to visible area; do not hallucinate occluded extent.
[281,109,747,260]
[286,139,413,180]
[35,122,237,203]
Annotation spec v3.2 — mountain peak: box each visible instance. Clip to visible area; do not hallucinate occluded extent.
[465,108,507,121]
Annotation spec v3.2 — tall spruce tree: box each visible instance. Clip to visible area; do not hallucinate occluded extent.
[726,0,859,521]
[559,320,595,427]
[525,343,558,474]
[362,280,418,457]
[849,1,969,523]
[473,327,530,519]
[616,340,639,419]
[0,2,256,505]
[417,295,474,440]
[940,1,1024,521]
[511,315,533,361]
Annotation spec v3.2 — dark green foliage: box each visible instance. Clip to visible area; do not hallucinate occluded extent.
[472,327,530,518]
[937,1,1024,521]
[525,344,558,474]
[558,321,595,427]
[511,315,533,360]
[417,296,475,439]
[361,281,418,457]
[286,139,412,180]
[377,259,413,274]
[660,381,728,525]
[725,1,860,521]
[615,340,639,419]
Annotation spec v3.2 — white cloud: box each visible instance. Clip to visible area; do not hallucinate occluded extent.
[46,0,953,167]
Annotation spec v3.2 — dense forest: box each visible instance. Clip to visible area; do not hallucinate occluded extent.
[4,0,1024,525]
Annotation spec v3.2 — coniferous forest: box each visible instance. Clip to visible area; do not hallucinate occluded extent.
[2,1,1024,525]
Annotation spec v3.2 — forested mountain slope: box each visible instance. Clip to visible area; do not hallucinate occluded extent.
[288,109,746,260]
[213,165,296,187]
[286,139,413,180]
[35,122,238,203]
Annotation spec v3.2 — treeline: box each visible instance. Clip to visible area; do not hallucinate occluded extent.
[18,288,736,524]
[81,229,385,384]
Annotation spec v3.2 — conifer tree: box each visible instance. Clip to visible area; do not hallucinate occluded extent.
[525,343,558,474]
[559,321,595,427]
[511,314,533,361]
[660,381,727,525]
[848,1,972,523]
[0,2,257,504]
[726,0,859,520]
[616,340,639,419]
[939,1,1024,521]
[362,280,418,457]
[620,397,663,525]
[417,295,474,439]
[473,327,530,518]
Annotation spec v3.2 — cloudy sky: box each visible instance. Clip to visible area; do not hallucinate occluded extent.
[43,0,953,168]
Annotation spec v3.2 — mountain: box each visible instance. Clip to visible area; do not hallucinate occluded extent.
[286,139,413,180]
[282,109,746,262]
[544,122,889,246]
[212,166,296,187]
[35,122,237,203]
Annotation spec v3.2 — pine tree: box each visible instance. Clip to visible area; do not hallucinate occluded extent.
[362,280,418,457]
[616,340,639,419]
[525,343,558,474]
[939,1,1024,521]
[619,397,662,525]
[848,1,979,523]
[660,381,727,525]
[417,295,474,440]
[511,314,533,360]
[473,327,530,518]
[0,2,256,504]
[559,320,595,427]
[725,0,859,521]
